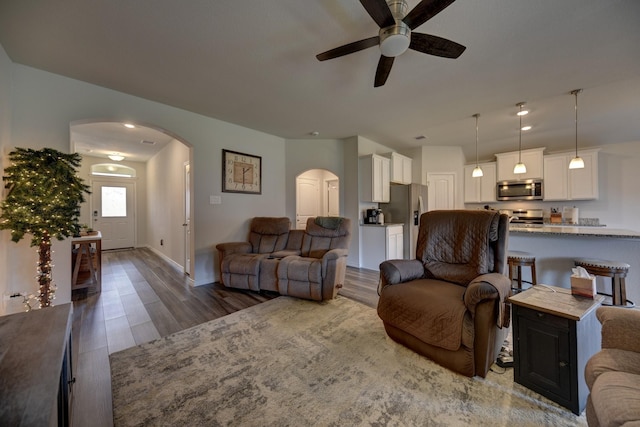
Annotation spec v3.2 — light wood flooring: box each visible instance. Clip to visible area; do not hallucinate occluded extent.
[70,247,379,427]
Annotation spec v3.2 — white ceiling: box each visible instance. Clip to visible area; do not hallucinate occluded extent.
[71,122,174,162]
[1,0,639,162]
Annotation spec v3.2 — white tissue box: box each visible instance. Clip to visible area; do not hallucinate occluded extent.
[571,275,596,298]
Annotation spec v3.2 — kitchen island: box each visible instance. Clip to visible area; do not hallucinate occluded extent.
[508,224,640,305]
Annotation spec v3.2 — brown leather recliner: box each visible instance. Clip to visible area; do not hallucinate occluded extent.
[216,217,293,291]
[377,210,511,377]
[277,217,352,301]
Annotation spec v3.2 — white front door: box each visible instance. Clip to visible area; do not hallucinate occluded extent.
[296,177,319,229]
[427,173,456,211]
[92,180,136,250]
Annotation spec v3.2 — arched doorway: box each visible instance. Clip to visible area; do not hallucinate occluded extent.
[70,120,195,278]
[295,169,339,229]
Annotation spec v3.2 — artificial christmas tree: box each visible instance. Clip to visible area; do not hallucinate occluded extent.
[0,148,90,308]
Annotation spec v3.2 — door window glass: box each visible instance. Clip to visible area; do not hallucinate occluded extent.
[102,186,127,217]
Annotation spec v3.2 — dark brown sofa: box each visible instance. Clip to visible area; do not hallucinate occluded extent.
[277,217,352,301]
[585,306,640,426]
[216,216,351,301]
[377,210,511,377]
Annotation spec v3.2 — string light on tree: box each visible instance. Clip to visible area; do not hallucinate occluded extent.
[0,148,91,308]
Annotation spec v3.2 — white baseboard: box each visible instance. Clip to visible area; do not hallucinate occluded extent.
[144,245,196,287]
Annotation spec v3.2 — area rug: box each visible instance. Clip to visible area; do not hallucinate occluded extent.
[110,296,587,426]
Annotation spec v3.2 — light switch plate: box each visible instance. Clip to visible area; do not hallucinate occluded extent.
[210,195,222,205]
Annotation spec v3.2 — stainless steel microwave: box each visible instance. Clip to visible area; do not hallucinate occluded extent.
[496,180,543,201]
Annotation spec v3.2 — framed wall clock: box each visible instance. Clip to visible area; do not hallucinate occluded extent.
[222,149,262,194]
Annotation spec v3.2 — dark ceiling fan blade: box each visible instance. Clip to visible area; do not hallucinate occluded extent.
[403,0,457,30]
[360,0,395,28]
[316,36,380,61]
[409,32,466,58]
[374,55,394,87]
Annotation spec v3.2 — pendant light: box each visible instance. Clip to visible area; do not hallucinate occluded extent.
[513,102,527,174]
[569,89,585,169]
[471,114,484,177]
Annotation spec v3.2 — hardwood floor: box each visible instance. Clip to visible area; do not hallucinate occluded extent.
[70,247,379,426]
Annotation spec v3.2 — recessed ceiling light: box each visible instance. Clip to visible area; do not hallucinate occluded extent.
[124,123,135,129]
[521,125,532,131]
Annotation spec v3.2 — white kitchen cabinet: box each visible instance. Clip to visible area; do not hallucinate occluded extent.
[544,149,599,201]
[543,154,569,200]
[387,225,404,260]
[388,152,412,184]
[360,224,404,270]
[464,162,496,203]
[360,154,390,202]
[496,148,545,181]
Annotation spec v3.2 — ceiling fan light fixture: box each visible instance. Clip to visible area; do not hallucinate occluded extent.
[379,24,411,57]
[569,89,585,170]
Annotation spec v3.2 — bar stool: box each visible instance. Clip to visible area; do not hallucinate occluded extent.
[508,251,537,291]
[574,258,633,307]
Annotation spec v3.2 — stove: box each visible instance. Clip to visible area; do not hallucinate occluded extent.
[504,209,544,226]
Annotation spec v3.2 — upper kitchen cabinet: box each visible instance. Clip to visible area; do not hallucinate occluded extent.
[496,147,545,181]
[544,149,599,201]
[360,154,390,203]
[464,162,496,203]
[387,152,412,184]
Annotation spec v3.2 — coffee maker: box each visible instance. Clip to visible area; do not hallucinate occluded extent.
[364,208,379,224]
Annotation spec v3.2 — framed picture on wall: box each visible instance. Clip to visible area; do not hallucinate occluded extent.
[222,149,262,194]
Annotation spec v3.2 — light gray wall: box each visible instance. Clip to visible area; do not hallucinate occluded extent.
[0,43,12,311]
[2,61,286,310]
[146,139,190,269]
[285,138,345,222]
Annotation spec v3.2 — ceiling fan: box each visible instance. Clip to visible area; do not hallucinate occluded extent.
[316,0,466,87]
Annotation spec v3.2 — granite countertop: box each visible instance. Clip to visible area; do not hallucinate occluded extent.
[509,224,640,239]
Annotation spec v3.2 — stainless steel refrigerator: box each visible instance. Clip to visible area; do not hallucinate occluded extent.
[379,183,428,260]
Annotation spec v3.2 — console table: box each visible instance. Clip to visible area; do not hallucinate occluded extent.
[509,285,603,414]
[0,303,74,426]
[71,232,102,293]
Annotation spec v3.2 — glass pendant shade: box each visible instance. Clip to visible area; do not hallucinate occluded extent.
[472,113,483,178]
[569,156,585,169]
[569,89,585,170]
[513,103,527,174]
[513,162,527,174]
